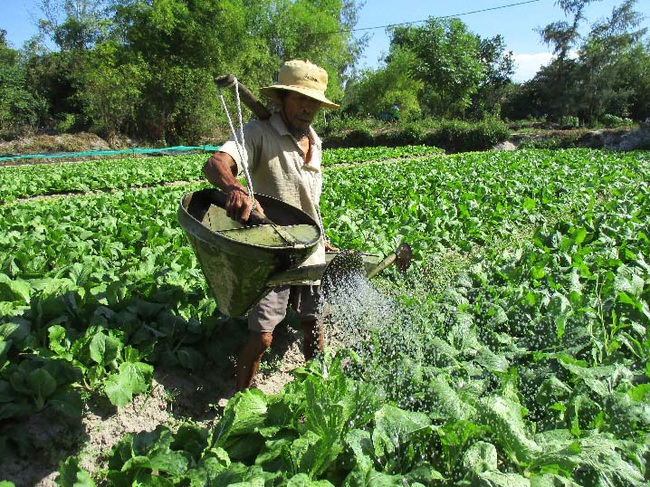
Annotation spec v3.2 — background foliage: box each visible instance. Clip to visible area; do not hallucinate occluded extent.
[0,0,649,144]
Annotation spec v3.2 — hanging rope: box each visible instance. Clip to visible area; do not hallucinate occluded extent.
[217,78,256,210]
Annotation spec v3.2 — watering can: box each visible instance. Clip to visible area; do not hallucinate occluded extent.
[178,188,412,316]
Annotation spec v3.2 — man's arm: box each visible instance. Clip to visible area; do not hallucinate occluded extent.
[203,151,257,223]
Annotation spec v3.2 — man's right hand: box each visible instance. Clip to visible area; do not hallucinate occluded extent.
[225,185,256,223]
[203,151,262,223]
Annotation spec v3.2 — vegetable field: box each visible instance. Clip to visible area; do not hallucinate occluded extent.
[1,147,649,486]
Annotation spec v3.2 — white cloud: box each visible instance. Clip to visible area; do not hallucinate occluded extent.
[512,52,554,82]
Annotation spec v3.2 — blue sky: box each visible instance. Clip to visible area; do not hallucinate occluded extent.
[1,0,647,82]
[354,0,649,81]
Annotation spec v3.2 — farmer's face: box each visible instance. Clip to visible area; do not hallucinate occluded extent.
[281,92,321,135]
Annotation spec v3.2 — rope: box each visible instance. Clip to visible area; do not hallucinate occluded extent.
[218,78,256,210]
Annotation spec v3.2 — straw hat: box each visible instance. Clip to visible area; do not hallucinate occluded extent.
[260,59,339,109]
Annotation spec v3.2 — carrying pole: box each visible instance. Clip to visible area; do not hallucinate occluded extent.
[214,74,272,120]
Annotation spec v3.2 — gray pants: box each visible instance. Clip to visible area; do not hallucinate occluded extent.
[247,285,321,332]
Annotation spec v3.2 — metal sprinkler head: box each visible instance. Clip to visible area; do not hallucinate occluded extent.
[395,242,413,273]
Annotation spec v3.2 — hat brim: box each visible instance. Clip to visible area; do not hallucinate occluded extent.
[260,85,339,109]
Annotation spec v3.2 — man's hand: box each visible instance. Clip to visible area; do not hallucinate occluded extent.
[203,152,263,223]
[225,185,257,223]
[325,241,339,252]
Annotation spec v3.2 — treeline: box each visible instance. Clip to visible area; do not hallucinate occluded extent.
[0,0,363,144]
[345,0,649,127]
[0,0,648,146]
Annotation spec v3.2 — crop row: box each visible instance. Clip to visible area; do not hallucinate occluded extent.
[1,148,649,485]
[0,145,442,202]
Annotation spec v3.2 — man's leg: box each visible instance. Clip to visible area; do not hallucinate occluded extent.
[236,331,273,391]
[302,318,324,361]
[236,286,290,391]
[292,286,325,362]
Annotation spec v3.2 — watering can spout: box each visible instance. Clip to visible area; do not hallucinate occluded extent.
[368,242,413,278]
[266,243,412,287]
[178,188,412,317]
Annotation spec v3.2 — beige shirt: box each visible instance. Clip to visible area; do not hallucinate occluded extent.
[219,112,326,269]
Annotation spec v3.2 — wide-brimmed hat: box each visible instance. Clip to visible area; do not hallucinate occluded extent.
[260,59,339,109]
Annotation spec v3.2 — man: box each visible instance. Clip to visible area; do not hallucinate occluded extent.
[203,59,339,391]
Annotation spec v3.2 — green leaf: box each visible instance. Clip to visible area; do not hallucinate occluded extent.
[48,324,71,358]
[176,346,204,371]
[627,383,650,402]
[0,379,18,404]
[342,464,408,486]
[0,339,10,366]
[0,319,31,343]
[89,332,122,366]
[478,396,541,465]
[148,447,190,477]
[212,389,268,448]
[428,375,476,421]
[0,273,30,303]
[103,362,153,407]
[57,456,96,487]
[22,367,58,410]
[346,428,374,471]
[372,405,431,458]
[286,473,334,486]
[614,265,644,297]
[529,473,578,486]
[473,470,531,486]
[462,440,498,473]
[48,389,83,418]
[523,197,536,211]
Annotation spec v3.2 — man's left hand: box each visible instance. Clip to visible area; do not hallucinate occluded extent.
[325,241,339,252]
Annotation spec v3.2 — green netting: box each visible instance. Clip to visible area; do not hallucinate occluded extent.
[0,145,221,162]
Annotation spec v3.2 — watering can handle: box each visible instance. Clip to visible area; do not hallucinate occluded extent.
[247,206,273,226]
[201,187,300,245]
[248,207,303,246]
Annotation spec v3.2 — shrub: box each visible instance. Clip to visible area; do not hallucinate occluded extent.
[396,122,426,145]
[599,114,633,128]
[518,132,584,149]
[424,118,510,153]
[55,113,82,134]
[559,116,580,129]
[322,116,509,151]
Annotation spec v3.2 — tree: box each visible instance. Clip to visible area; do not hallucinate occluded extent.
[526,0,648,124]
[257,0,366,100]
[345,17,513,122]
[17,0,117,133]
[38,0,113,50]
[76,41,148,141]
[626,41,650,121]
[111,0,241,142]
[0,30,47,137]
[112,0,364,143]
[343,48,423,120]
[388,18,485,118]
[469,35,515,119]
[575,0,647,121]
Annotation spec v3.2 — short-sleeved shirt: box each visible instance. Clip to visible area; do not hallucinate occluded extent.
[219,112,326,270]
